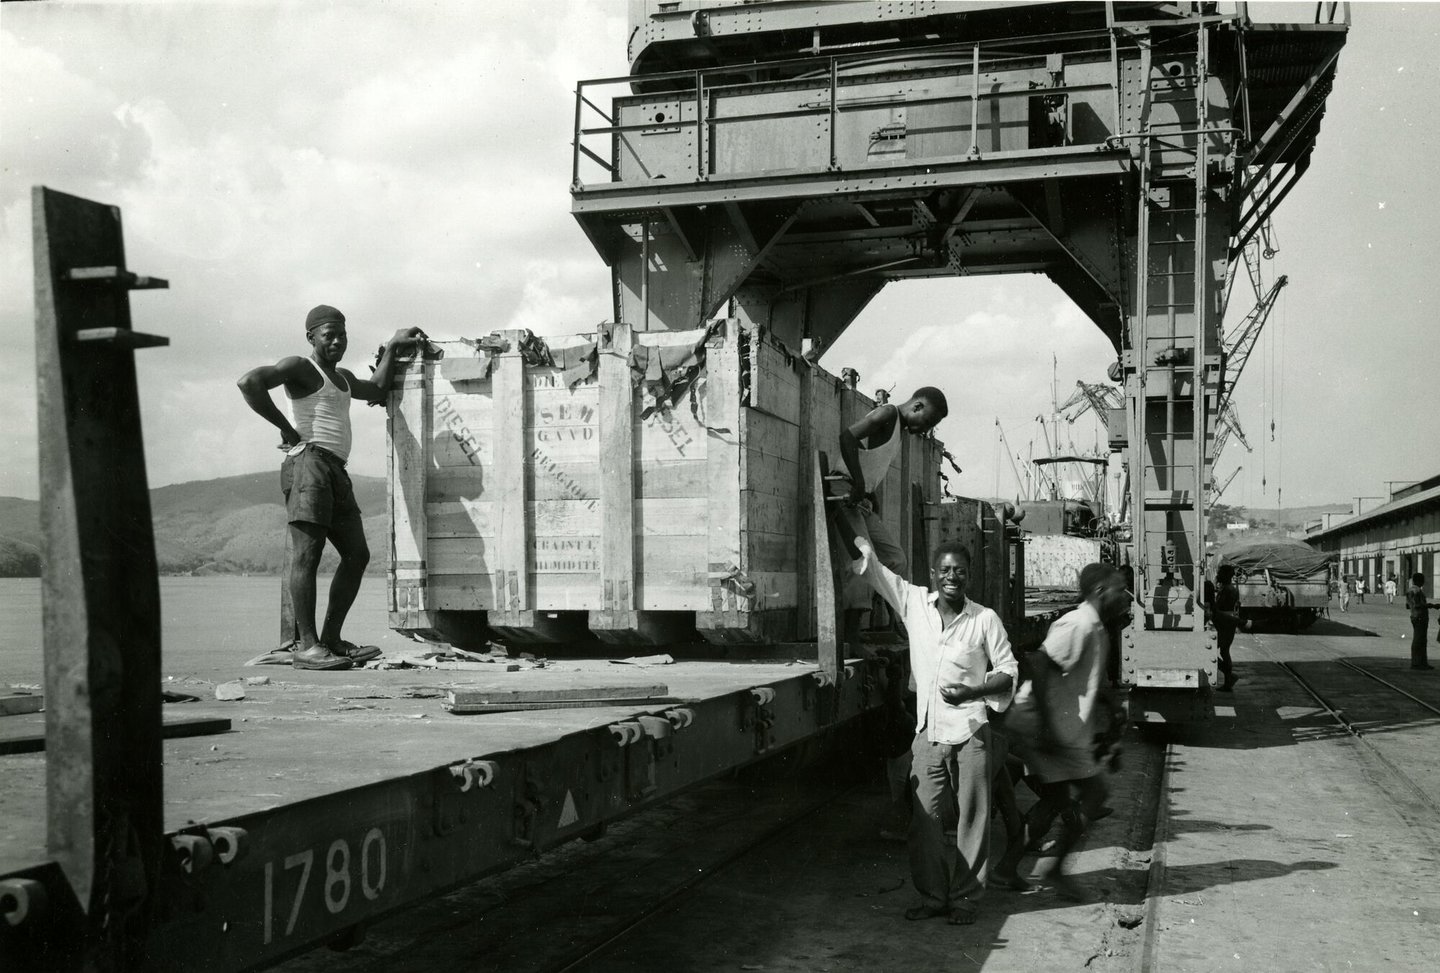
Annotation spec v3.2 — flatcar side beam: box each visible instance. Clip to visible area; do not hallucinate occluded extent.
[30,186,170,967]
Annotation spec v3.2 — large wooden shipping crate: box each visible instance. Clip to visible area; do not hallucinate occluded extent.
[385,320,943,647]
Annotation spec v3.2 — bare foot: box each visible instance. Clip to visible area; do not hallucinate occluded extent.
[947,900,978,924]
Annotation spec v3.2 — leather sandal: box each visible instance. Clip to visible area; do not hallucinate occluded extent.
[292,645,353,670]
[329,640,382,664]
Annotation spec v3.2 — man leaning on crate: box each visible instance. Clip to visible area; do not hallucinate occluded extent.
[237,304,425,670]
[833,503,1017,926]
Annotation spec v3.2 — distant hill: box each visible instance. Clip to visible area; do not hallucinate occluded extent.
[0,476,1359,578]
[0,471,387,577]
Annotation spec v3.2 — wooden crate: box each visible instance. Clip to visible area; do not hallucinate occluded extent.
[385,320,943,646]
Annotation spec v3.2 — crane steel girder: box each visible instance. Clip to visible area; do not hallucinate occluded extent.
[572,6,1346,711]
[1219,273,1288,414]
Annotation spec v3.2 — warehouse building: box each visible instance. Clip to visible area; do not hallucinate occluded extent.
[1307,473,1440,598]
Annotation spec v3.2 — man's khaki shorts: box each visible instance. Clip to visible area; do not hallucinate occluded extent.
[281,445,362,530]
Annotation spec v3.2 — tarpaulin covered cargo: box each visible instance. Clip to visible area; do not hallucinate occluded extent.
[1212,539,1335,583]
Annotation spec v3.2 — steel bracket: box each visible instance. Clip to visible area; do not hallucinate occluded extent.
[743,687,778,754]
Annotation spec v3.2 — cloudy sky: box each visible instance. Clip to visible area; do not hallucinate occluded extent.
[1,0,1436,512]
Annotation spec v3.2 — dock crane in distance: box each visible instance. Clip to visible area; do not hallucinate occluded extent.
[1219,274,1289,419]
[1211,465,1242,505]
[1209,273,1287,499]
[995,417,1032,502]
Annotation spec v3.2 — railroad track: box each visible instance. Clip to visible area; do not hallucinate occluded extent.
[1275,660,1440,815]
[1334,659,1440,720]
[544,783,856,973]
[1130,658,1440,972]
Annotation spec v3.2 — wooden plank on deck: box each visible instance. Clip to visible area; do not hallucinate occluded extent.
[0,714,231,756]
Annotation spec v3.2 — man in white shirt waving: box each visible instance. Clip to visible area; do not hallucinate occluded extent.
[836,513,1018,925]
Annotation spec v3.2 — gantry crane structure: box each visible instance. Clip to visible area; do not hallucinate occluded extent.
[1209,269,1285,500]
[571,0,1347,718]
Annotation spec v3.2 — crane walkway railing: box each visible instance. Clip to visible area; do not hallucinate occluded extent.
[571,32,1128,191]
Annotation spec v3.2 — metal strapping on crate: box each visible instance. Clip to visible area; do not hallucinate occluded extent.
[391,559,426,581]
[507,570,522,611]
[492,570,524,612]
[708,563,756,610]
[601,579,632,612]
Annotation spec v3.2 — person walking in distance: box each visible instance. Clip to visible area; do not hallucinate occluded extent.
[1210,564,1249,692]
[1357,576,1367,604]
[1014,564,1130,902]
[835,515,1017,925]
[1339,576,1351,613]
[1385,575,1398,605]
[238,305,424,670]
[1406,573,1437,671]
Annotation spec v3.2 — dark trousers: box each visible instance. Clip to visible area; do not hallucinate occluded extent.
[1031,775,1109,874]
[1217,626,1236,684]
[1413,617,1430,668]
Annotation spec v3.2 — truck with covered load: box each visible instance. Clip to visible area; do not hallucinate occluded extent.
[1211,538,1337,631]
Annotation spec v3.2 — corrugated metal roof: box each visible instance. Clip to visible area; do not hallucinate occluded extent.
[1308,483,1440,541]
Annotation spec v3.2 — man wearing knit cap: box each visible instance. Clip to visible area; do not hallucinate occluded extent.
[237,306,424,670]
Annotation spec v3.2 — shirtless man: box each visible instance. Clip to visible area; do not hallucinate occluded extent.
[836,387,948,640]
[237,305,423,670]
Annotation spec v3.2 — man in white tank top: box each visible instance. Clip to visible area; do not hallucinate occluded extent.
[238,305,424,670]
[836,386,948,619]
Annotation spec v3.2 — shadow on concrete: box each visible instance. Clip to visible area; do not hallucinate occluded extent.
[1136,660,1440,752]
[1139,689,1300,752]
[1164,810,1274,836]
[1060,858,1338,904]
[1304,616,1381,637]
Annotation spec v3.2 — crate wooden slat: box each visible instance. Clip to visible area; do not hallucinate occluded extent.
[385,320,943,647]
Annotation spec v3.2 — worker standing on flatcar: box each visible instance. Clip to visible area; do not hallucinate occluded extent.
[835,514,1017,926]
[1406,573,1436,670]
[238,305,424,670]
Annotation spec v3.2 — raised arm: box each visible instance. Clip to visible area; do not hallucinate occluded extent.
[237,356,312,447]
[835,508,910,616]
[839,403,897,502]
[346,327,426,405]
